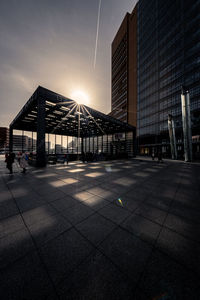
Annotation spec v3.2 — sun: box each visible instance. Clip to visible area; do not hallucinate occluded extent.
[70,90,90,105]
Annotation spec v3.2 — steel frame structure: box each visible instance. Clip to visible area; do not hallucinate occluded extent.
[10,86,136,166]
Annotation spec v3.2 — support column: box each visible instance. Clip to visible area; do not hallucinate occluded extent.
[168,114,177,160]
[22,130,24,152]
[48,133,49,155]
[133,130,136,157]
[32,131,34,152]
[181,86,192,161]
[9,126,13,152]
[67,136,68,153]
[55,134,56,155]
[81,137,84,154]
[125,131,127,155]
[61,135,63,154]
[36,97,46,167]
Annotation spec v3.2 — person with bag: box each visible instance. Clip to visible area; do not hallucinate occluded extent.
[19,151,28,173]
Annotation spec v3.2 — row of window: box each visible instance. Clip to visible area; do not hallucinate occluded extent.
[112,69,127,90]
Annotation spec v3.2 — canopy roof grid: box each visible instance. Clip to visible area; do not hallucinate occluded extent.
[10,86,135,137]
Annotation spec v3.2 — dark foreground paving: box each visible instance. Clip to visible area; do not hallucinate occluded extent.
[0,156,200,300]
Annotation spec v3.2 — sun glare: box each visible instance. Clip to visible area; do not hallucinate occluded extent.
[71,90,90,105]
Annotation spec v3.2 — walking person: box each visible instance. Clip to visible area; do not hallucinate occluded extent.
[64,152,69,165]
[19,152,28,173]
[151,151,155,161]
[157,151,163,163]
[5,152,15,174]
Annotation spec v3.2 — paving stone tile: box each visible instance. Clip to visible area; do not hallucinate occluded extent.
[76,213,117,246]
[156,227,200,275]
[29,214,72,247]
[124,188,149,202]
[87,186,117,201]
[135,203,167,225]
[98,203,131,224]
[40,228,95,284]
[50,195,79,211]
[22,204,58,226]
[72,191,94,201]
[138,250,200,300]
[0,228,35,269]
[113,195,141,212]
[0,251,57,300]
[0,199,19,220]
[82,194,109,211]
[121,213,161,245]
[164,212,200,243]
[40,189,67,202]
[15,194,47,213]
[144,194,171,212]
[60,202,94,225]
[173,192,200,211]
[99,227,153,285]
[58,250,135,300]
[0,214,25,238]
[0,190,13,203]
[169,201,200,224]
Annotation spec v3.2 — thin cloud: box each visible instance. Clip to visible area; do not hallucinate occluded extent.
[93,0,102,69]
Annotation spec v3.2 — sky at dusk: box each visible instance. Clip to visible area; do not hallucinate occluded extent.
[0,0,138,127]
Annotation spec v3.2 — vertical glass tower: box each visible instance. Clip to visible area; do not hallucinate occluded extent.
[137,0,200,158]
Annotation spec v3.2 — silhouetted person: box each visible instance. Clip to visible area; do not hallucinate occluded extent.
[152,151,155,160]
[64,153,69,165]
[158,151,163,163]
[5,152,15,174]
[82,152,86,163]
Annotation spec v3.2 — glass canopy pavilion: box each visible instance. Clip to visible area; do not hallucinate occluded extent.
[10,86,136,167]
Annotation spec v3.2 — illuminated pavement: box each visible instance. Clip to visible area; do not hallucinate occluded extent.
[0,156,200,299]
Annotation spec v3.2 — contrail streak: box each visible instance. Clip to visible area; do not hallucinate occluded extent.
[93,0,102,69]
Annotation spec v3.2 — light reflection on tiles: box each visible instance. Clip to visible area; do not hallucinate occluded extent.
[89,166,101,169]
[36,173,57,178]
[68,169,85,173]
[55,166,70,170]
[83,196,105,207]
[109,168,120,172]
[113,177,136,186]
[144,168,158,172]
[85,172,104,178]
[122,165,132,169]
[134,172,149,177]
[61,178,79,184]
[49,180,67,187]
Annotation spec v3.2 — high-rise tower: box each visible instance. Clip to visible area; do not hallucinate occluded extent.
[111,0,200,159]
[110,6,137,127]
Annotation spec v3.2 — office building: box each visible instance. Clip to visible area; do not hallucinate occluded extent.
[110,5,137,127]
[137,0,200,158]
[111,0,200,158]
[0,127,9,150]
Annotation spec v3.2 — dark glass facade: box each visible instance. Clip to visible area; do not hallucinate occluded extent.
[137,0,200,158]
[112,32,128,122]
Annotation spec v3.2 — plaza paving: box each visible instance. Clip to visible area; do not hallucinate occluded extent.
[0,156,200,299]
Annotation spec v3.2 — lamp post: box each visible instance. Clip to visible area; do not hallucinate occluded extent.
[181,86,192,162]
[168,114,177,159]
